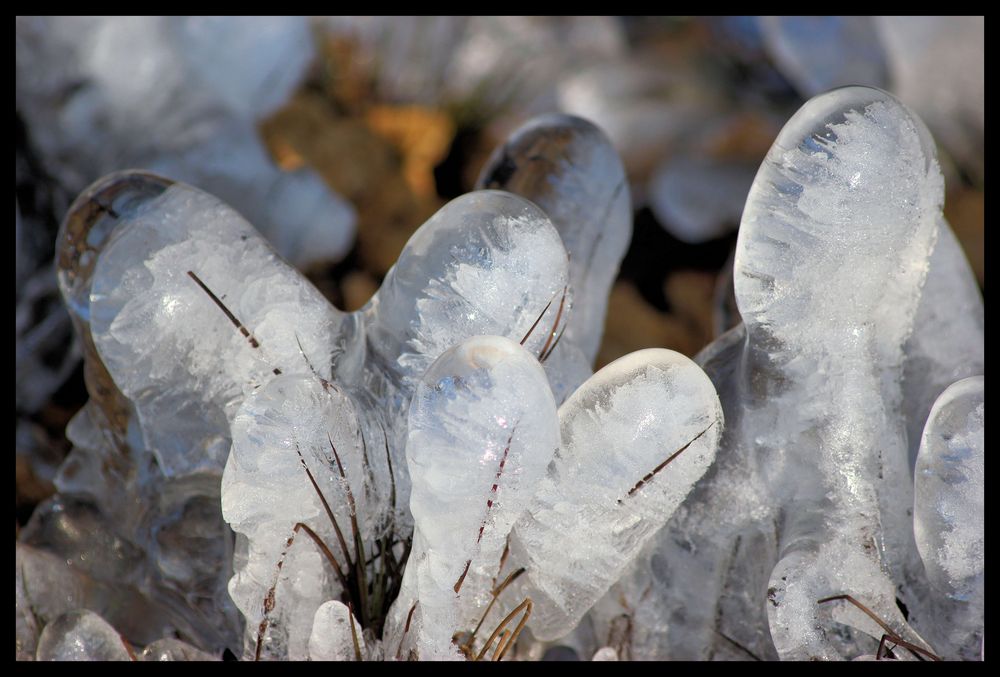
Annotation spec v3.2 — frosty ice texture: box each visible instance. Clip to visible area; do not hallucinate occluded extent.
[912,377,983,659]
[88,181,347,478]
[914,377,984,600]
[510,348,722,641]
[224,375,376,660]
[739,87,941,659]
[902,220,985,470]
[477,114,632,368]
[15,16,355,268]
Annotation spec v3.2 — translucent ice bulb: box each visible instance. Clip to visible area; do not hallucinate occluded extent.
[914,376,984,601]
[395,335,559,658]
[477,113,632,366]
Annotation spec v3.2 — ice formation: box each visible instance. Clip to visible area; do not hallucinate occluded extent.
[753,16,984,184]
[383,345,723,660]
[585,86,982,661]
[223,190,577,659]
[912,377,984,656]
[23,82,983,661]
[477,113,632,368]
[15,16,355,268]
[914,377,984,599]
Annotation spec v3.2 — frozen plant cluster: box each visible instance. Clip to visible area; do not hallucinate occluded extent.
[17,88,983,661]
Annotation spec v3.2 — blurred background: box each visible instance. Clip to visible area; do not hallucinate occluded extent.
[16,16,984,529]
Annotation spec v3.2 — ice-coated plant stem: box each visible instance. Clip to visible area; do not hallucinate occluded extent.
[387,335,559,659]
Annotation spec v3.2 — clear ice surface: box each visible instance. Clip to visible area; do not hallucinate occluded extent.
[87,180,348,478]
[910,376,984,657]
[477,113,632,368]
[901,219,985,471]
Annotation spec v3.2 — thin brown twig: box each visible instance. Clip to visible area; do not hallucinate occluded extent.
[454,428,516,594]
[395,602,418,660]
[327,433,370,627]
[186,270,281,376]
[463,567,526,654]
[347,600,363,661]
[817,594,940,661]
[255,524,303,661]
[492,536,511,592]
[294,332,329,388]
[475,598,532,661]
[539,324,567,363]
[294,444,351,568]
[520,290,559,346]
[621,422,716,502]
[537,286,567,360]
